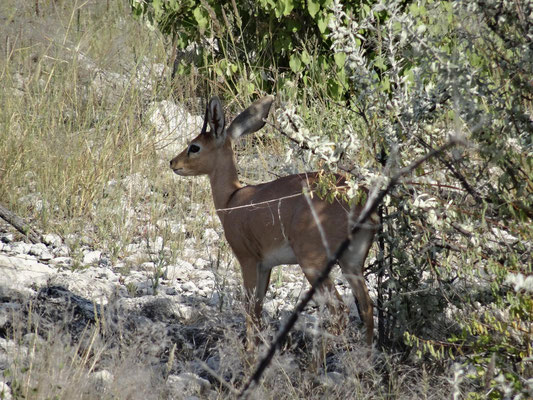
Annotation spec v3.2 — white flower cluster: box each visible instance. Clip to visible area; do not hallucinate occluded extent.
[276,105,359,167]
[275,103,387,197]
[504,273,533,294]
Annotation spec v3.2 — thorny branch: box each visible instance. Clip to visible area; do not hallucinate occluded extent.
[238,138,460,398]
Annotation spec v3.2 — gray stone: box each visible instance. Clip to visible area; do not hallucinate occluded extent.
[165,287,178,295]
[22,333,44,347]
[52,245,70,257]
[10,242,31,255]
[1,233,14,243]
[82,250,101,265]
[0,254,55,289]
[42,233,62,247]
[166,373,211,399]
[181,281,197,292]
[88,370,114,393]
[0,381,12,400]
[49,257,73,267]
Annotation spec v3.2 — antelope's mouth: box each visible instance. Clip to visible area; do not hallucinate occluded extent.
[172,168,193,176]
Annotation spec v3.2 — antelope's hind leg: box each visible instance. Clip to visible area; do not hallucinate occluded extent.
[338,236,375,347]
[293,246,348,332]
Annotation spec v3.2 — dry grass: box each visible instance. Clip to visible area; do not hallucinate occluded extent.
[0,0,218,258]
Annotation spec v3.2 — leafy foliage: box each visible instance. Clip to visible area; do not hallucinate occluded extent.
[130,0,378,97]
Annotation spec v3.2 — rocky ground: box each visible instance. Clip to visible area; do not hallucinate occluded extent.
[0,210,365,399]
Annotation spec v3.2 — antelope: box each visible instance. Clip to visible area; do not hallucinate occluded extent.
[170,96,377,346]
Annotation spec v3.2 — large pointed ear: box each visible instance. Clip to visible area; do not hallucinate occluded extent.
[226,95,274,140]
[205,96,226,145]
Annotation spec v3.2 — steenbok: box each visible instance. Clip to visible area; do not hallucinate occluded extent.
[170,96,377,346]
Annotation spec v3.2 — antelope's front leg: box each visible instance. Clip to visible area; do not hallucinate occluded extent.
[239,258,266,349]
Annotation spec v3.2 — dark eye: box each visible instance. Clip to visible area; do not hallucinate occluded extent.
[188,144,200,154]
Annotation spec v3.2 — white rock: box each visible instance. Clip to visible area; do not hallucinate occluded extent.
[194,258,210,268]
[42,233,62,247]
[175,304,193,319]
[181,281,197,292]
[47,271,112,304]
[122,173,150,196]
[140,261,155,271]
[49,257,73,267]
[0,381,12,400]
[125,243,142,253]
[196,279,214,291]
[167,261,194,280]
[149,100,203,157]
[195,270,214,281]
[0,233,14,243]
[29,242,47,256]
[10,242,31,255]
[0,254,55,289]
[29,243,54,261]
[89,370,114,393]
[53,245,70,257]
[156,220,184,234]
[203,228,219,242]
[166,373,211,399]
[83,250,101,265]
[151,236,164,252]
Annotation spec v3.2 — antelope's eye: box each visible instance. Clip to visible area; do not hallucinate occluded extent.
[188,144,200,154]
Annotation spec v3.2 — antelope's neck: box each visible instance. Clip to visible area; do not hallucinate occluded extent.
[208,148,242,216]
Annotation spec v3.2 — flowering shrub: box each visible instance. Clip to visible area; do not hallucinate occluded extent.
[277,1,531,398]
[132,0,532,397]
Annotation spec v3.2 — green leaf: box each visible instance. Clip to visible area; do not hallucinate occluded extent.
[381,75,391,91]
[245,82,256,96]
[193,6,208,30]
[289,53,302,73]
[308,0,320,18]
[334,52,346,68]
[276,0,295,17]
[301,50,311,65]
[317,13,329,33]
[327,77,342,99]
[374,55,386,70]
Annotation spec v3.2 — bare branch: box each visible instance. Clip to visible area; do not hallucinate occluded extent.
[0,202,42,244]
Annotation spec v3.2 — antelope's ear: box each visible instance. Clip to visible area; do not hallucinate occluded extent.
[206,96,226,145]
[226,95,274,140]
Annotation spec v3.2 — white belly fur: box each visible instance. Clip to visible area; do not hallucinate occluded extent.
[262,241,297,269]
